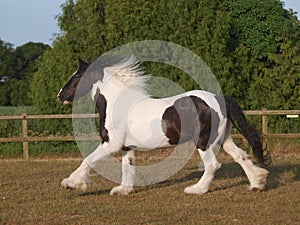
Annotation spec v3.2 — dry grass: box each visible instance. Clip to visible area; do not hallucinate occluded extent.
[1,151,300,225]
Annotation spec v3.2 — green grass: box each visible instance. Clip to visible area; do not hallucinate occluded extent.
[0,152,299,224]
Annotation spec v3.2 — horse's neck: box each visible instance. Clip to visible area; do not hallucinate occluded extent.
[94,75,148,104]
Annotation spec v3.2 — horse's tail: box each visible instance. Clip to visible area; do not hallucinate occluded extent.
[223,96,272,166]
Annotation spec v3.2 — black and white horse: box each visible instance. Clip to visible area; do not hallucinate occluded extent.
[57,55,270,195]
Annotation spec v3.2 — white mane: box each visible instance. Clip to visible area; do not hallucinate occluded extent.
[106,55,151,93]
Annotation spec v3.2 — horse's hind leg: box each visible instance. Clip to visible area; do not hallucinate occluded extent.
[184,147,221,194]
[222,122,269,191]
[110,150,135,195]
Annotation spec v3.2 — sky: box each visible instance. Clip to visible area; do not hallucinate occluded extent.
[0,0,299,47]
[0,0,65,47]
[284,0,300,16]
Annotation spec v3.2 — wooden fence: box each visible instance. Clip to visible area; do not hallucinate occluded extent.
[0,110,299,160]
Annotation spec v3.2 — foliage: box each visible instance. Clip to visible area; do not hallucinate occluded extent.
[256,25,300,110]
[0,107,33,138]
[1,0,299,142]
[31,0,231,112]
[0,41,49,106]
[228,0,293,59]
[30,0,300,112]
[224,0,300,111]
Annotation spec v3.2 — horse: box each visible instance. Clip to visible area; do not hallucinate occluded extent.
[57,55,271,195]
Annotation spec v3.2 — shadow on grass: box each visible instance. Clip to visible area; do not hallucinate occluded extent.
[136,161,300,193]
[266,162,300,190]
[130,162,247,194]
[79,160,300,196]
[80,188,111,196]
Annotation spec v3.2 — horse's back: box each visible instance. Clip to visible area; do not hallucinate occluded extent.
[162,90,223,113]
[124,90,227,149]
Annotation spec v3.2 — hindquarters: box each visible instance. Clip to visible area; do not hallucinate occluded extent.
[162,95,221,150]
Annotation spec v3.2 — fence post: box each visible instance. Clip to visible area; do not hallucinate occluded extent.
[261,108,268,150]
[22,112,29,160]
[262,108,268,135]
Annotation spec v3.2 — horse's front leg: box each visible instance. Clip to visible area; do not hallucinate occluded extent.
[61,141,121,191]
[110,150,136,195]
[61,159,91,191]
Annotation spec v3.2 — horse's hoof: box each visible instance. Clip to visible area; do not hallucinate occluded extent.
[61,178,90,191]
[249,187,264,192]
[184,185,207,195]
[248,167,268,192]
[110,185,134,195]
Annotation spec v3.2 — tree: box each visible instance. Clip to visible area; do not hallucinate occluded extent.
[224,0,299,110]
[0,41,49,106]
[31,0,231,113]
[249,16,300,110]
[30,0,299,116]
[31,0,109,115]
[0,39,14,105]
[228,0,292,59]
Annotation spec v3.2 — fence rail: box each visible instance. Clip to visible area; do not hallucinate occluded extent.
[0,110,299,160]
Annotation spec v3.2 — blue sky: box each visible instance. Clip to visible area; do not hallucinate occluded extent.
[284,0,300,16]
[0,0,299,47]
[0,0,64,47]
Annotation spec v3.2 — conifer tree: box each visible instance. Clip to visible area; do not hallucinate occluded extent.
[30,0,299,119]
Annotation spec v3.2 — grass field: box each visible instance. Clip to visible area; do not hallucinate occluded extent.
[1,150,300,225]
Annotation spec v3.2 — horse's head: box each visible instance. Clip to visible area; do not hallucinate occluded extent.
[57,58,91,104]
[57,55,133,104]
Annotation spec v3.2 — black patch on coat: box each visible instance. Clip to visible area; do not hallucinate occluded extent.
[122,146,137,151]
[162,95,220,150]
[93,89,109,143]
